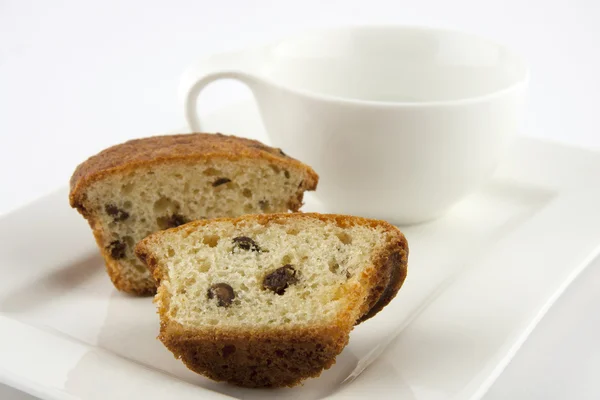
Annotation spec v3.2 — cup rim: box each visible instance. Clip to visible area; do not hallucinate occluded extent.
[260,24,530,108]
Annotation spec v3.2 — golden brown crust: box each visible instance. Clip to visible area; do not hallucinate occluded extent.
[357,249,407,323]
[85,213,156,295]
[160,323,350,388]
[69,133,319,295]
[104,254,155,295]
[135,213,408,387]
[69,132,318,212]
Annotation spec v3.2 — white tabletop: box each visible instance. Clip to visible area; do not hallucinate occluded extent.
[1,1,599,399]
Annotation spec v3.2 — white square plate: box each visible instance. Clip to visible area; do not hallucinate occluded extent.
[1,101,600,400]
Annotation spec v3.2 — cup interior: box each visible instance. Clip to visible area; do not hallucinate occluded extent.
[263,26,528,103]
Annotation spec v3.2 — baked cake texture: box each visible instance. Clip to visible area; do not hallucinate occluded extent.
[135,213,408,387]
[69,133,318,295]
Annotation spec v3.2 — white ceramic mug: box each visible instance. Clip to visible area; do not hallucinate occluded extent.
[181,26,529,225]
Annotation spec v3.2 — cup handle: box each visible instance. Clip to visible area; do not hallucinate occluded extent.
[179,51,261,132]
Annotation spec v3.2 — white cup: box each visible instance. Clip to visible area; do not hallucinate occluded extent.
[181,26,529,225]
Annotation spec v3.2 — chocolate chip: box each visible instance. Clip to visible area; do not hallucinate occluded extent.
[105,204,129,222]
[263,265,298,295]
[158,213,188,230]
[258,200,269,211]
[215,133,224,136]
[212,177,231,187]
[279,149,287,157]
[107,240,126,259]
[298,180,304,188]
[207,283,235,307]
[232,236,261,252]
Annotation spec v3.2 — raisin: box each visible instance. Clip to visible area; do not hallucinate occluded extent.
[105,204,129,222]
[263,265,298,295]
[212,177,231,187]
[232,236,261,252]
[107,240,126,259]
[158,213,188,229]
[207,283,235,307]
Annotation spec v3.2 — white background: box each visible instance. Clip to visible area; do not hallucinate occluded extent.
[1,0,599,398]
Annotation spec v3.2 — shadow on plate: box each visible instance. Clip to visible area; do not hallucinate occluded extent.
[0,252,105,314]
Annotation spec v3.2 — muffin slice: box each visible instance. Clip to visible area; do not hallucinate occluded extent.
[135,213,408,387]
[69,133,318,295]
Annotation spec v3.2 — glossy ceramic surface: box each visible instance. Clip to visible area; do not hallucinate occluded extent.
[181,27,529,224]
